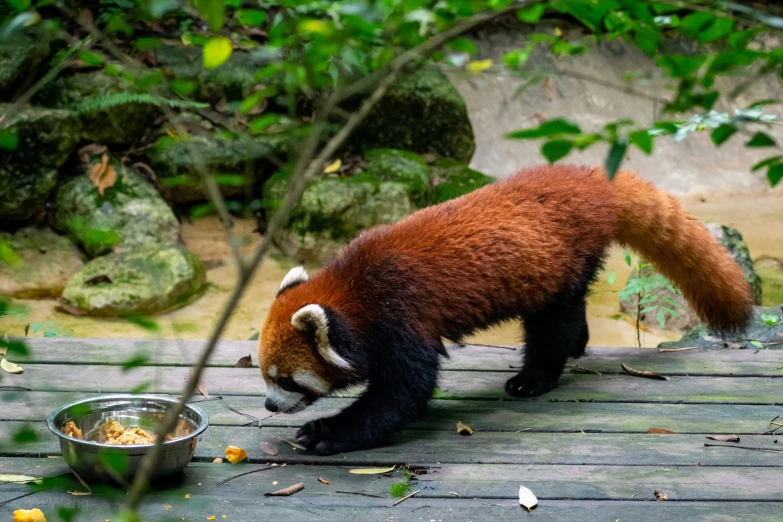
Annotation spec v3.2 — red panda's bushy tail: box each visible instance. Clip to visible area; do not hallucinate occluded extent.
[608,170,754,335]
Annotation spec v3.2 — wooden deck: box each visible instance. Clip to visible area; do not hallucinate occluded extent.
[1,338,782,521]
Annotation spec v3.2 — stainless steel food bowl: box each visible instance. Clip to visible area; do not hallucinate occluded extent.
[47,394,208,482]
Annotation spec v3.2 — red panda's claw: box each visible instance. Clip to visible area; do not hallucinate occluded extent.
[504,371,558,398]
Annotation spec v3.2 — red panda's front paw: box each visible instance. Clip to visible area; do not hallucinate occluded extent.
[504,370,558,398]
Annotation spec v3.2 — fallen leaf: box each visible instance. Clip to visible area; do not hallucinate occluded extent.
[657,347,697,353]
[648,428,678,434]
[706,434,740,443]
[191,370,209,398]
[348,465,395,475]
[212,458,223,464]
[184,493,190,499]
[518,485,538,511]
[208,517,216,521]
[542,77,553,102]
[164,506,172,509]
[466,59,493,73]
[318,477,330,484]
[234,355,252,368]
[654,490,669,501]
[78,143,107,163]
[264,482,304,497]
[1,358,23,374]
[456,421,473,436]
[55,304,89,316]
[323,159,342,173]
[88,154,117,197]
[621,363,669,381]
[0,474,40,484]
[225,445,248,464]
[68,471,91,496]
[260,441,278,456]
[281,439,306,450]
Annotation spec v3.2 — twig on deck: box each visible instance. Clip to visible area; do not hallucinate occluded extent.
[621,363,669,381]
[393,489,421,506]
[336,491,384,498]
[704,443,783,453]
[0,487,55,508]
[565,364,602,376]
[219,394,262,427]
[216,466,274,487]
[657,347,697,353]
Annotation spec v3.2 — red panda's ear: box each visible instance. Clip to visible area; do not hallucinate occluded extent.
[291,304,352,370]
[277,266,308,297]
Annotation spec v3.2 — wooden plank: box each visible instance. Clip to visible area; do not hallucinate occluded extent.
[4,364,783,403]
[14,338,783,376]
[1,458,782,504]
[3,422,781,467]
[3,390,781,434]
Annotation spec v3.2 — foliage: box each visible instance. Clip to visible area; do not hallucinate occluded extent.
[73,93,210,115]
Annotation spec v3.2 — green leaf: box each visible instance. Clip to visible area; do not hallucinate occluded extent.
[213,174,246,186]
[0,130,19,151]
[194,0,226,32]
[502,43,535,70]
[125,315,160,332]
[656,309,666,328]
[203,37,233,70]
[745,132,776,148]
[760,313,780,326]
[768,164,783,187]
[507,119,582,139]
[657,54,707,78]
[634,26,660,57]
[605,141,627,180]
[121,353,150,372]
[170,78,198,97]
[191,202,216,218]
[100,448,129,473]
[699,17,734,43]
[237,9,267,27]
[13,426,38,444]
[0,337,27,356]
[541,140,574,163]
[447,37,477,55]
[0,239,23,270]
[625,252,633,266]
[79,50,104,66]
[7,0,31,11]
[749,340,764,349]
[134,37,163,50]
[728,29,757,50]
[630,130,653,154]
[607,272,617,286]
[753,156,783,172]
[710,124,736,146]
[129,382,152,394]
[517,4,546,24]
[249,113,284,133]
[681,12,714,39]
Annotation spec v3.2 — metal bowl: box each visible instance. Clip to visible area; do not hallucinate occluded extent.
[47,394,208,482]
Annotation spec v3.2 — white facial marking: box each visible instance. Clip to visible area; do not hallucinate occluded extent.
[278,266,308,292]
[266,383,306,413]
[293,370,330,396]
[268,365,277,378]
[291,304,353,370]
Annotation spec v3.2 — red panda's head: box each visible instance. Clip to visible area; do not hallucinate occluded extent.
[258,266,358,413]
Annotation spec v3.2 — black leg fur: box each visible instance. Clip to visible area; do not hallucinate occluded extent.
[296,330,440,456]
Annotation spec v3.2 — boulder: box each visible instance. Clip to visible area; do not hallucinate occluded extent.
[362,148,431,206]
[658,305,783,349]
[44,70,159,145]
[755,256,783,306]
[265,173,414,264]
[59,244,206,316]
[148,130,289,203]
[51,159,180,258]
[0,226,84,299]
[0,104,80,223]
[430,158,494,204]
[619,224,763,331]
[350,69,475,162]
[0,22,67,99]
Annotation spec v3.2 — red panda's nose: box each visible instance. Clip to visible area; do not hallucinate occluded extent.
[264,398,279,412]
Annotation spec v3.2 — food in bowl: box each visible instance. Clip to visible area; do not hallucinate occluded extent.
[60,418,176,445]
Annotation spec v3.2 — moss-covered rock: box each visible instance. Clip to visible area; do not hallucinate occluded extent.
[620,223,762,331]
[430,158,494,204]
[266,173,414,264]
[350,69,475,162]
[0,105,81,223]
[658,305,783,349]
[59,244,206,316]
[148,130,289,203]
[51,159,180,257]
[0,226,84,299]
[362,148,431,206]
[756,256,783,306]
[45,70,159,144]
[0,22,67,99]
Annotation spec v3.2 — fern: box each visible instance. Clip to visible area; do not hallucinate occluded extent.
[74,93,210,114]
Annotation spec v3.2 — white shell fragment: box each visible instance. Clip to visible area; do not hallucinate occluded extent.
[519,485,538,511]
[0,358,23,374]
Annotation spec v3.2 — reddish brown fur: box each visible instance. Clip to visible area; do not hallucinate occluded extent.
[260,165,753,379]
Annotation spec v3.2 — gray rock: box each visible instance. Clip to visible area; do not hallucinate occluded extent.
[620,224,763,332]
[0,104,81,222]
[658,305,783,349]
[45,70,159,145]
[0,23,67,99]
[0,226,84,299]
[350,69,476,162]
[60,244,206,316]
[430,158,494,204]
[51,159,180,258]
[755,256,783,306]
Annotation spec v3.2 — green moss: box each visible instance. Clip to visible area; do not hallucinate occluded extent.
[389,469,413,498]
[755,256,783,306]
[363,149,431,206]
[430,158,494,204]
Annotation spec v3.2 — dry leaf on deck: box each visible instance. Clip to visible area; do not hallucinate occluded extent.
[212,458,223,464]
[654,490,669,501]
[191,370,209,398]
[88,154,117,197]
[705,434,740,443]
[318,477,330,484]
[0,474,40,484]
[260,441,278,456]
[78,143,107,163]
[323,159,342,173]
[264,482,304,497]
[348,465,395,475]
[234,355,252,368]
[68,471,92,496]
[648,428,678,434]
[456,421,473,436]
[621,363,669,381]
[0,358,23,374]
[518,485,538,511]
[225,445,248,464]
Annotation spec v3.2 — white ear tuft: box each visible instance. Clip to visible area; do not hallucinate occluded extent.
[278,266,308,293]
[291,304,352,370]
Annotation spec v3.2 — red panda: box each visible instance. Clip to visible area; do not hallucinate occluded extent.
[258,164,753,455]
